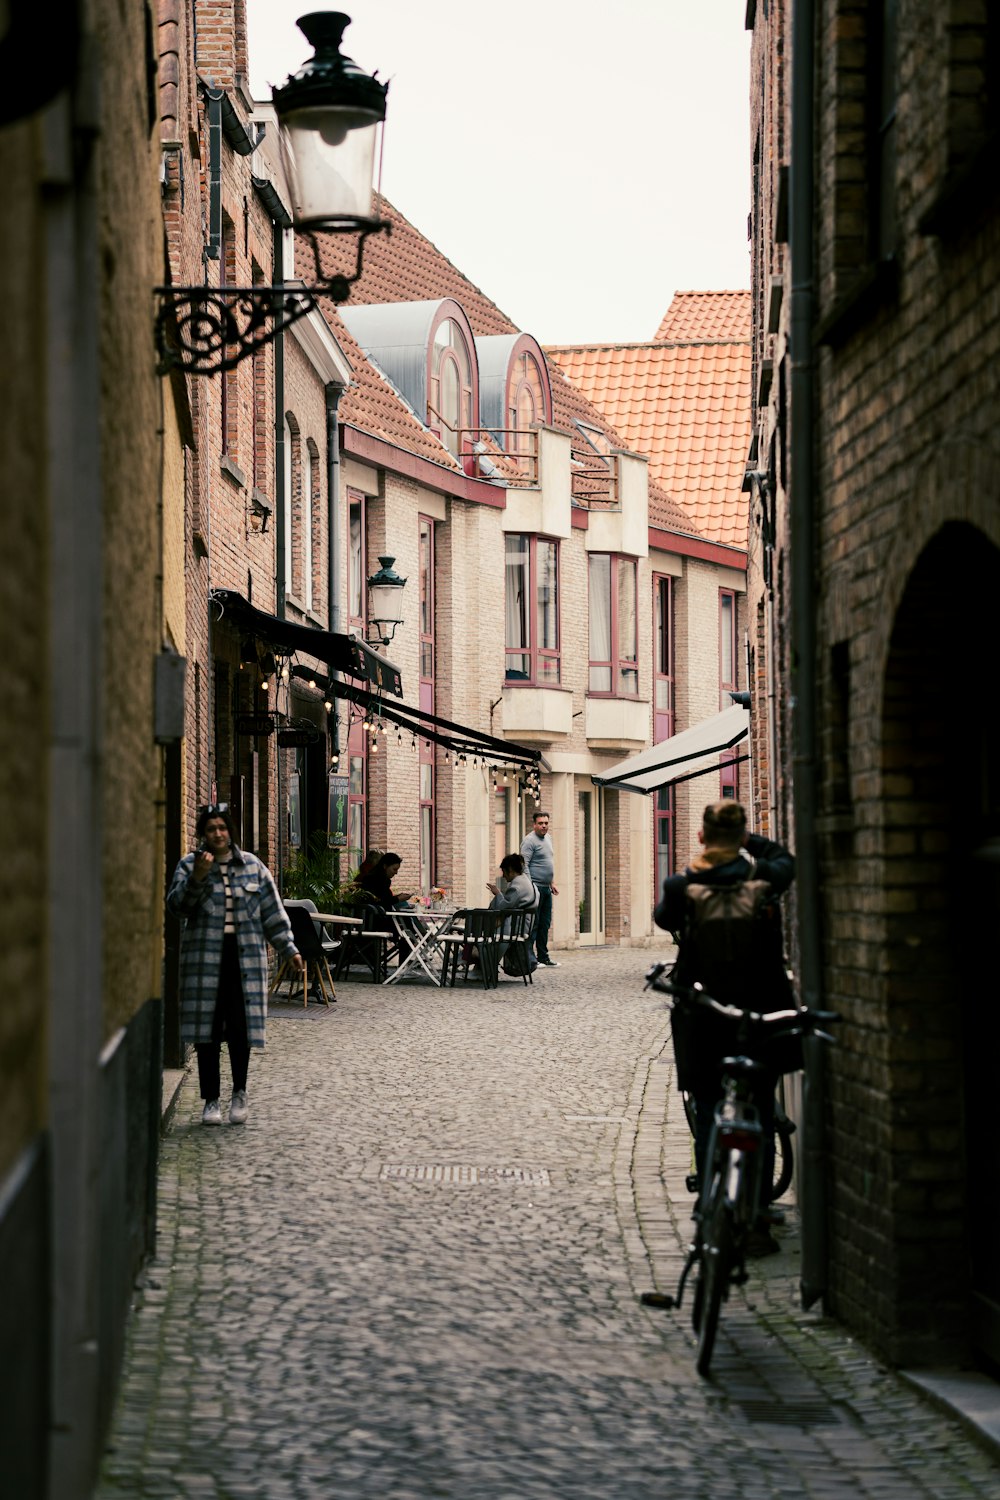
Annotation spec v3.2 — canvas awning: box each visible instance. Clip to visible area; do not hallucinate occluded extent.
[591,704,749,795]
[211,589,403,697]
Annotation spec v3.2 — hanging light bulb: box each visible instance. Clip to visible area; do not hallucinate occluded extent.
[371,739,378,755]
[380,722,387,736]
[308,677,317,690]
[281,663,290,683]
[261,679,270,693]
[324,699,332,713]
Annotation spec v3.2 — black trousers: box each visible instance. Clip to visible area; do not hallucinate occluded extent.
[196,935,250,1100]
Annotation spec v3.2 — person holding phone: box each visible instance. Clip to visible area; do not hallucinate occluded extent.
[167,803,302,1126]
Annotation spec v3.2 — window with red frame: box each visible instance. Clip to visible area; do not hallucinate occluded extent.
[588,554,638,695]
[719,587,739,798]
[504,535,560,684]
[419,517,436,890]
[507,350,547,459]
[429,317,474,456]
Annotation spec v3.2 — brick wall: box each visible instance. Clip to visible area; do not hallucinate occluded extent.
[752,0,1000,1365]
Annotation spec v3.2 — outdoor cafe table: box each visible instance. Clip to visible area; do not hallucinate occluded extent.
[383,908,461,986]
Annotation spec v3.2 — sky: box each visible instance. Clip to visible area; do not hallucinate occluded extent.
[246,1,751,347]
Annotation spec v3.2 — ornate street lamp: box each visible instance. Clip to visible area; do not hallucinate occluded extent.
[366,555,407,646]
[155,11,389,375]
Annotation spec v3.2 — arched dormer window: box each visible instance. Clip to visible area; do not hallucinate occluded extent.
[428,307,477,455]
[507,348,549,455]
[474,333,552,465]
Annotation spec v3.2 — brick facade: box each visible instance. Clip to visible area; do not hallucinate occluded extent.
[750,0,1000,1365]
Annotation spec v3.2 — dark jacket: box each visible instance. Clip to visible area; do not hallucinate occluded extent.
[655,832,795,1012]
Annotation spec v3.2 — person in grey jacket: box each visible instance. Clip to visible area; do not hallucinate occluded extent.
[167,804,302,1126]
[485,853,539,971]
[520,810,559,965]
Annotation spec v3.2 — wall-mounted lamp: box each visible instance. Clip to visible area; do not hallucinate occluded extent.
[366,554,407,647]
[154,11,390,375]
[248,491,273,534]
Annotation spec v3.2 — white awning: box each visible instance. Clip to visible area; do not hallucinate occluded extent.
[591,704,749,795]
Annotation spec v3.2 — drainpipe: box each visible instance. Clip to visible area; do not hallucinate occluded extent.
[272,218,288,619]
[326,379,346,881]
[789,0,827,1309]
[326,380,346,634]
[272,217,287,883]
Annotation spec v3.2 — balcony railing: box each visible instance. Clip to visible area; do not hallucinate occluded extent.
[570,446,620,508]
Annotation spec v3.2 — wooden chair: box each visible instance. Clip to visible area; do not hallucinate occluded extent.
[501,908,537,985]
[440,908,504,990]
[285,898,339,966]
[271,903,337,1006]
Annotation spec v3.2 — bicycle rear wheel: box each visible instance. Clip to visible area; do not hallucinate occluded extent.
[694,1174,731,1378]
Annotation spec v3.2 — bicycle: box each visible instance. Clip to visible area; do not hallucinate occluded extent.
[680,1075,795,1204]
[660,950,795,1205]
[641,962,836,1377]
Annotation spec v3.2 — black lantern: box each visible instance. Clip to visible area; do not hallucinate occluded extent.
[273,11,388,232]
[366,555,407,646]
[154,11,390,375]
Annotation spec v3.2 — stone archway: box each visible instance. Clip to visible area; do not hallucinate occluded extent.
[880,521,1000,1367]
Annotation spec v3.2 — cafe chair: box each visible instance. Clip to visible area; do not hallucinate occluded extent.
[440,908,504,990]
[500,908,537,985]
[272,903,337,1007]
[284,898,339,965]
[333,904,390,983]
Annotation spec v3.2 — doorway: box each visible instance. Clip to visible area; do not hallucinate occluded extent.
[880,522,1000,1366]
[576,785,604,945]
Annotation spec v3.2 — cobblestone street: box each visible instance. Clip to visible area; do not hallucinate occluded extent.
[97,946,1000,1500]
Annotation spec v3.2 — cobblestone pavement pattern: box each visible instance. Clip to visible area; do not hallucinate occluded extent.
[97,946,1000,1500]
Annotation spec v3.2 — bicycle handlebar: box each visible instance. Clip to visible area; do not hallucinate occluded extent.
[644,962,839,1033]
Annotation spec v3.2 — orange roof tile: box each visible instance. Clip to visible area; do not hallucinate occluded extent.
[314,200,705,533]
[545,339,752,549]
[654,290,751,343]
[314,196,519,337]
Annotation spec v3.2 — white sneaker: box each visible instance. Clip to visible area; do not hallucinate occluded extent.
[229,1089,249,1125]
[202,1099,223,1126]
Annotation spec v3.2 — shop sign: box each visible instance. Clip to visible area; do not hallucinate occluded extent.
[236,714,274,737]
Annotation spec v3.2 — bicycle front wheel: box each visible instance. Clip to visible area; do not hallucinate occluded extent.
[694,1174,732,1378]
[770,1115,795,1202]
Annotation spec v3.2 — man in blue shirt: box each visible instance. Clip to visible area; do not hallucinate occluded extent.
[520,810,560,967]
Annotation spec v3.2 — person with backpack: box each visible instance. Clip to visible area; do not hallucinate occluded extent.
[654,799,795,1253]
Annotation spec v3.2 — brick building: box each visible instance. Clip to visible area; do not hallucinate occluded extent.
[547,293,752,877]
[0,1,172,1493]
[748,0,1000,1368]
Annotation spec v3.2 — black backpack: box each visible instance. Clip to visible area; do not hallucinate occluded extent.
[679,855,779,1006]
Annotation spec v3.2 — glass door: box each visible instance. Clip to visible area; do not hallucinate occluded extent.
[576,785,604,945]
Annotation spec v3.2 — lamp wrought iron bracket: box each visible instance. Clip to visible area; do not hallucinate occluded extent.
[155,221,391,375]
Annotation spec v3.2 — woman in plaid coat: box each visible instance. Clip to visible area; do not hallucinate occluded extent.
[167,804,302,1126]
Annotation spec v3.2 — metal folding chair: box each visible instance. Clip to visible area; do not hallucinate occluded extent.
[501,908,537,984]
[440,908,504,990]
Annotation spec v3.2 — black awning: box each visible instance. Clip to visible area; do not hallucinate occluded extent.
[327,677,541,771]
[211,589,403,697]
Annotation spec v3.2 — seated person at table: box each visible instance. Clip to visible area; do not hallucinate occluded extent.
[467,853,538,970]
[357,851,413,911]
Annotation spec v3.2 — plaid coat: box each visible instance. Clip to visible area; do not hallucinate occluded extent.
[166,847,298,1047]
